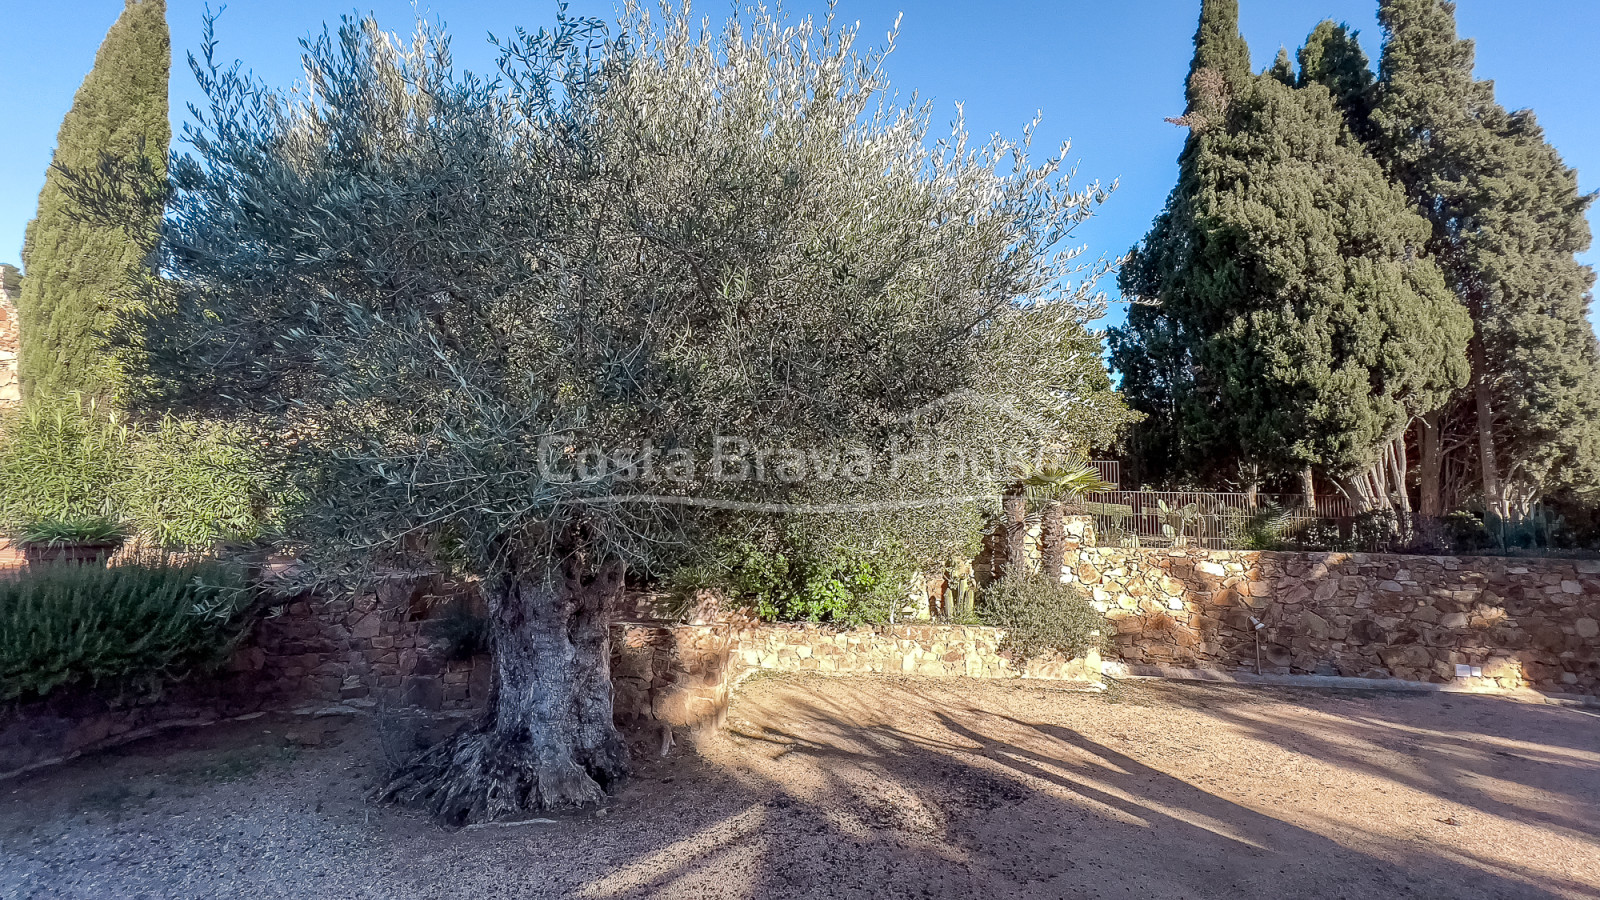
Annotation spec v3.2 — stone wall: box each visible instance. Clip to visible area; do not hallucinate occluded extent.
[0,290,17,407]
[1059,546,1600,694]
[0,579,493,777]
[609,622,1101,732]
[3,580,1100,776]
[11,540,1597,775]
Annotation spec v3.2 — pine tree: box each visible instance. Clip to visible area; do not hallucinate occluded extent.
[1112,0,1472,506]
[1372,0,1600,517]
[18,0,169,401]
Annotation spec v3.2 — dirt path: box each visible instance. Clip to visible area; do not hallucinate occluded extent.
[3,675,1598,899]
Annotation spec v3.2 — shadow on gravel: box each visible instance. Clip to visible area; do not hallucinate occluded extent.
[622,681,1587,900]
[3,679,1597,899]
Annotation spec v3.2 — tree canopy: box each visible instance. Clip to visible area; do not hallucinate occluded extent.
[1111,0,1471,504]
[141,4,1131,822]
[1371,0,1600,516]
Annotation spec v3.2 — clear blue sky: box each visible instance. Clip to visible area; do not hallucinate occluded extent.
[2,0,1596,336]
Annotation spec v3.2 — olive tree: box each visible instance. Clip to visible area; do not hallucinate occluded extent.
[144,4,1126,824]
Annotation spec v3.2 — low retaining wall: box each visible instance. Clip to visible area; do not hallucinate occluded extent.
[1060,547,1600,693]
[3,587,1097,776]
[610,622,1100,731]
[1,580,493,776]
[9,541,1596,774]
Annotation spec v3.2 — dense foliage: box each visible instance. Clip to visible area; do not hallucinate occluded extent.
[672,535,916,626]
[1370,0,1600,517]
[0,394,127,529]
[1111,0,1470,506]
[0,394,277,548]
[18,0,168,401]
[981,575,1106,664]
[1113,0,1598,535]
[0,561,249,703]
[141,9,1133,585]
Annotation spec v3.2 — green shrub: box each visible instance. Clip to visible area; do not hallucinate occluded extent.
[0,396,280,549]
[0,562,252,702]
[123,416,279,548]
[981,575,1106,663]
[675,537,916,626]
[15,517,128,546]
[0,394,128,530]
[1223,503,1294,551]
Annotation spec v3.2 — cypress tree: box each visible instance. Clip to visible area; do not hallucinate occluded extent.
[18,0,169,401]
[1298,21,1377,141]
[1372,0,1600,517]
[1111,0,1253,486]
[1112,0,1472,506]
[1269,48,1296,86]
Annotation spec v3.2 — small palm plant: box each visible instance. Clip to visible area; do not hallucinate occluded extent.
[1006,457,1113,581]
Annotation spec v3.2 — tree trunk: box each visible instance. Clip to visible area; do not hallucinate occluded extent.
[1300,466,1316,513]
[1418,412,1443,519]
[379,559,629,826]
[1332,473,1374,513]
[1001,489,1029,580]
[1469,332,1506,519]
[1039,501,1066,584]
[1389,435,1412,517]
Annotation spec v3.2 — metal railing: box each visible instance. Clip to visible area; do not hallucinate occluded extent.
[1091,460,1121,490]
[1085,491,1357,551]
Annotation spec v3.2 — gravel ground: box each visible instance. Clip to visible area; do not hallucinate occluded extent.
[2,675,1598,899]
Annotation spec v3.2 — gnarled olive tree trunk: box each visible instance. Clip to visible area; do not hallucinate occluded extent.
[379,559,629,826]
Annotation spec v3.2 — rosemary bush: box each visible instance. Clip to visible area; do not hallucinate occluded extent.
[982,575,1106,663]
[0,562,251,702]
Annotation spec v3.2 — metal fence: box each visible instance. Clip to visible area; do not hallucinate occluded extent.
[1091,460,1121,490]
[1084,491,1358,551]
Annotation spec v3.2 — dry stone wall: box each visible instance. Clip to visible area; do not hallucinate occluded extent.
[1,577,493,776]
[609,622,1102,732]
[1059,544,1600,694]
[0,292,17,407]
[4,577,1099,775]
[10,538,1598,775]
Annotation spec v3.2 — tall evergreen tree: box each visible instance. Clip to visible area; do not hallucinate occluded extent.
[1112,0,1471,507]
[1298,21,1377,141]
[1269,47,1296,86]
[1372,0,1600,517]
[0,265,20,302]
[18,0,169,400]
[1111,0,1253,486]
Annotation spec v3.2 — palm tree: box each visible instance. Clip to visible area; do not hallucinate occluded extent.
[1002,458,1113,581]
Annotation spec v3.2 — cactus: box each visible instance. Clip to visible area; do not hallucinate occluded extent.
[1157,499,1201,548]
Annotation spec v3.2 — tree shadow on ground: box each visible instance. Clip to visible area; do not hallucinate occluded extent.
[1106,680,1600,840]
[4,678,1597,899]
[554,678,1597,899]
